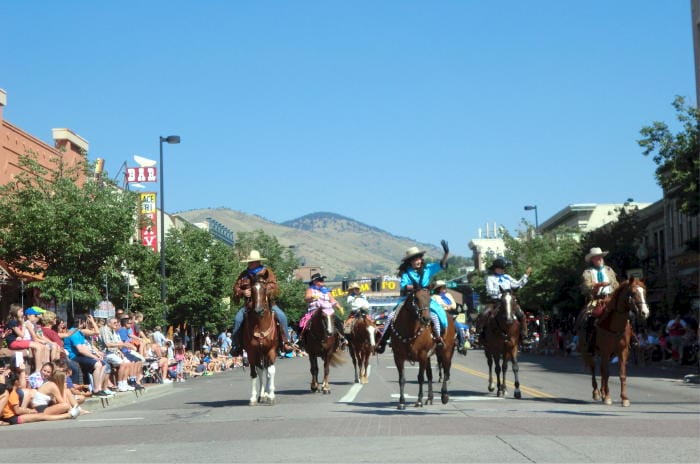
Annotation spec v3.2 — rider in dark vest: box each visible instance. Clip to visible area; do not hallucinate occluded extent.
[230,250,293,356]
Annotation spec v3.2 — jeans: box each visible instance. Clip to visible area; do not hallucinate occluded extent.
[232,305,290,342]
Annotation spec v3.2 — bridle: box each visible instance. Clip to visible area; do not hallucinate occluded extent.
[250,279,270,315]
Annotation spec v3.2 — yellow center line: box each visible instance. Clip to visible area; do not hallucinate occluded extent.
[452,362,556,398]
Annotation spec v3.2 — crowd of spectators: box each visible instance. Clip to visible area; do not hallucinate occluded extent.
[1,305,289,426]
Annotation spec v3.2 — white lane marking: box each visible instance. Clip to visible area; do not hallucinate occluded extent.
[79,417,145,422]
[339,365,371,403]
[390,394,503,401]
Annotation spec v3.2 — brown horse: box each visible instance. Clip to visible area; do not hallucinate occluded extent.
[348,312,378,384]
[241,277,279,405]
[391,288,455,409]
[578,277,649,407]
[483,289,523,398]
[303,307,345,394]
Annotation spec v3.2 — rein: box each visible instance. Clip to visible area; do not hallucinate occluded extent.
[392,291,430,344]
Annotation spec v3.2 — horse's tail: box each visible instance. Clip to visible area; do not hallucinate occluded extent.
[329,349,346,367]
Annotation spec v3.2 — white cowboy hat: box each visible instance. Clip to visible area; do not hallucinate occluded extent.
[434,280,447,288]
[585,247,609,263]
[347,282,361,291]
[241,250,267,263]
[402,246,426,261]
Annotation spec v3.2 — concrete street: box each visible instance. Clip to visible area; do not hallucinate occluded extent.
[1,350,698,463]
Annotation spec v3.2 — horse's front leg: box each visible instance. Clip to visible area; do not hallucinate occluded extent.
[620,334,631,407]
[415,361,424,408]
[440,349,452,405]
[322,353,331,394]
[310,356,319,393]
[396,360,406,410]
[486,352,495,392]
[600,351,612,405]
[494,355,503,397]
[500,355,509,398]
[350,346,359,383]
[512,353,521,399]
[250,366,260,406]
[265,364,276,404]
[426,355,434,406]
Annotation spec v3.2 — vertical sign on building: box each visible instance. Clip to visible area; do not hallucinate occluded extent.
[140,192,158,252]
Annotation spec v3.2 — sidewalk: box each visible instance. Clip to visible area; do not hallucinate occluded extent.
[517,350,700,381]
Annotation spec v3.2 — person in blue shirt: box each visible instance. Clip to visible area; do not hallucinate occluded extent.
[376,240,449,353]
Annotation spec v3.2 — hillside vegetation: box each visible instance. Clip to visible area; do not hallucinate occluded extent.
[176,208,442,279]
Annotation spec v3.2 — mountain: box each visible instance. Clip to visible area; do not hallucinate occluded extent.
[175,208,442,278]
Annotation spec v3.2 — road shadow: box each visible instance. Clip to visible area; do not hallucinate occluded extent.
[185,399,249,408]
[337,401,451,416]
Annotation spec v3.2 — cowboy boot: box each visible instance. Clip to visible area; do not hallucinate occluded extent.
[230,329,243,357]
[334,316,348,349]
[375,326,390,354]
[517,311,528,339]
[278,324,294,353]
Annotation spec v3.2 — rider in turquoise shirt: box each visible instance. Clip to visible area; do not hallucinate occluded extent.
[376,240,449,353]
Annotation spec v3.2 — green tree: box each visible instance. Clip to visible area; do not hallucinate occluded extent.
[580,206,645,276]
[468,225,582,318]
[638,96,699,215]
[164,225,236,333]
[0,151,138,312]
[232,230,306,323]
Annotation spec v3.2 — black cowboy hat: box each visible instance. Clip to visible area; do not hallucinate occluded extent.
[309,273,327,283]
[488,258,509,271]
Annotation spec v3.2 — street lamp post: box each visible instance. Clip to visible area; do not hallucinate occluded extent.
[524,205,539,231]
[159,135,181,311]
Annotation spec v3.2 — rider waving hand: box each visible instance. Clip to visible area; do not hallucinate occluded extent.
[375,240,450,354]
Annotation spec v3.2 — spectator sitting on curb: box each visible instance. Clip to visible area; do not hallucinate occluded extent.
[62,315,113,397]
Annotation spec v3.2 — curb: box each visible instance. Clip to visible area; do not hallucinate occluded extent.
[83,382,175,410]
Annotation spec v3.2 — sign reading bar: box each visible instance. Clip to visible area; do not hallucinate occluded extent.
[126,166,157,183]
[139,192,158,252]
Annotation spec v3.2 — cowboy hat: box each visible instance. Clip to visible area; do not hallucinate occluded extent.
[347,282,361,291]
[309,273,327,283]
[402,246,426,262]
[585,247,609,262]
[434,280,447,288]
[488,258,508,271]
[240,250,267,263]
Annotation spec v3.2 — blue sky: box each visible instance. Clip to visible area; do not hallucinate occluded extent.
[2,1,695,257]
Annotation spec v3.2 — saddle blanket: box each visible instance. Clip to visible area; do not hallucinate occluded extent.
[299,311,313,330]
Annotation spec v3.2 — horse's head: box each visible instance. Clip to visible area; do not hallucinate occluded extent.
[250,278,270,315]
[626,277,649,320]
[498,287,519,323]
[409,288,432,325]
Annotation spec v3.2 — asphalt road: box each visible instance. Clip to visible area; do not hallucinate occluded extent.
[1,350,698,463]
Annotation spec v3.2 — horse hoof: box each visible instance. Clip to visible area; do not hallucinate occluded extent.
[323,389,330,395]
[514,390,522,399]
[488,386,495,392]
[441,394,449,404]
[426,398,433,405]
[622,399,630,407]
[496,390,502,397]
[593,391,601,401]
[414,401,423,408]
[249,400,258,406]
[397,403,406,410]
[604,398,612,405]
